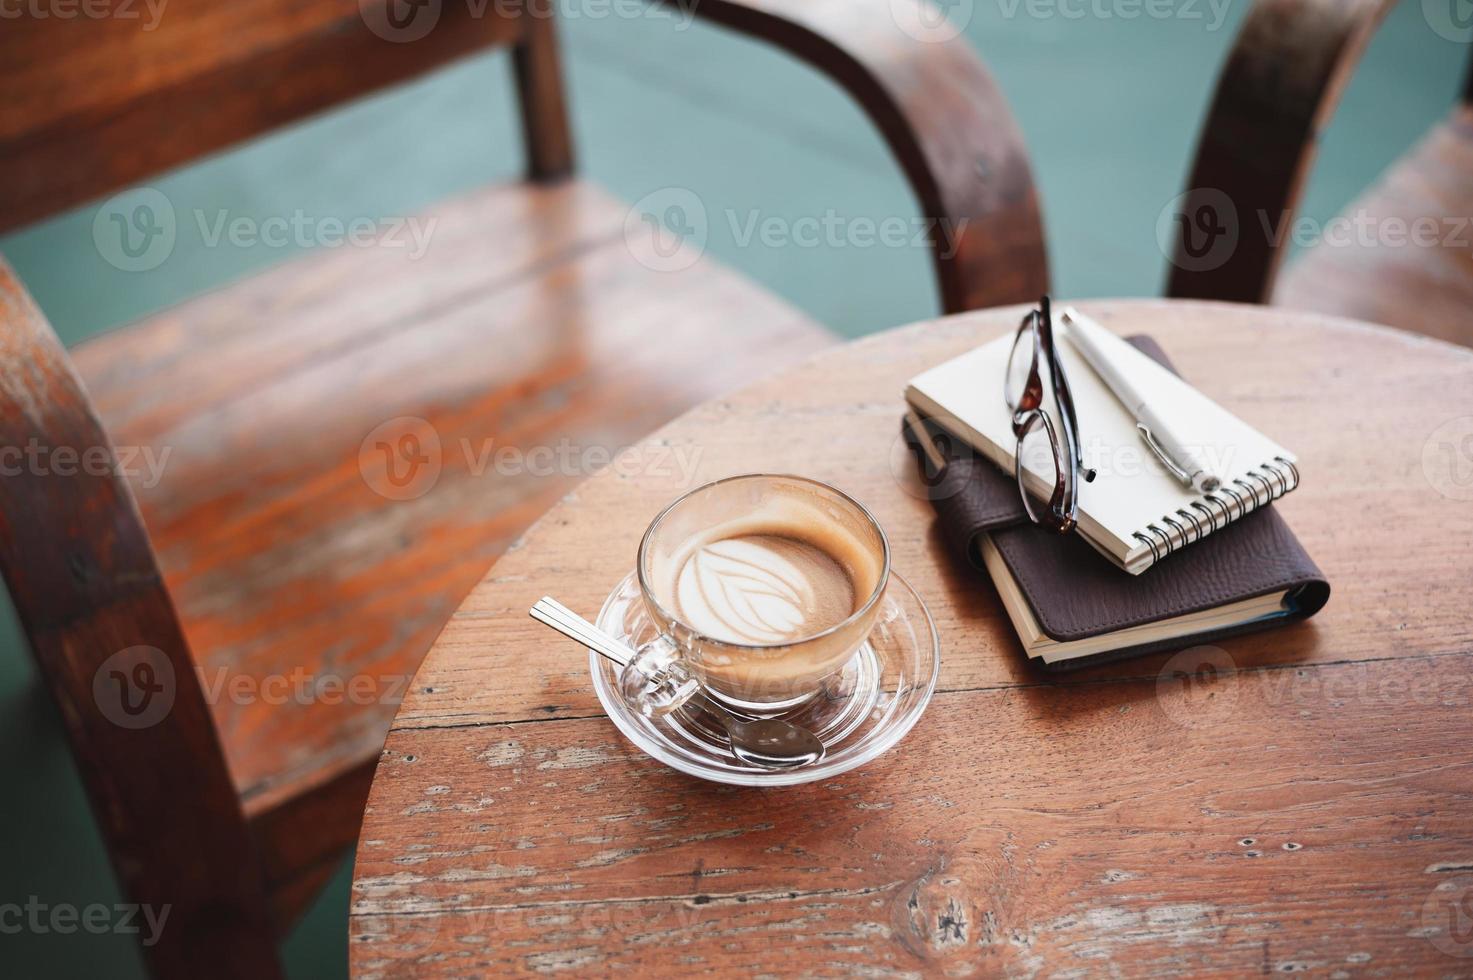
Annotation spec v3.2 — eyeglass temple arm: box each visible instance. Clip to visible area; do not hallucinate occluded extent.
[1039,297,1096,483]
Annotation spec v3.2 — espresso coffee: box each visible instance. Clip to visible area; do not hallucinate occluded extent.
[673,533,858,645]
[638,475,890,708]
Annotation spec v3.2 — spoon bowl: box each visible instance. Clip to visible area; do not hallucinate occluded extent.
[683,692,826,769]
[720,714,827,769]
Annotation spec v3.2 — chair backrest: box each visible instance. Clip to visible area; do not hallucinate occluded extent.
[0,6,570,974]
[1166,0,1471,304]
[0,258,288,975]
[0,0,571,234]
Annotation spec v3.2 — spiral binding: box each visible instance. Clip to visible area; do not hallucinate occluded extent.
[1131,456,1298,566]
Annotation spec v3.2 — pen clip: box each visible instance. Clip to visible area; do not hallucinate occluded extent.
[1137,422,1191,484]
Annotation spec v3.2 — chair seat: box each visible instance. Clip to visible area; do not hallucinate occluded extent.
[70,177,832,852]
[1275,106,1473,348]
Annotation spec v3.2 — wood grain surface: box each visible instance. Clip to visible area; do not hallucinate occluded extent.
[71,177,832,822]
[1276,105,1473,348]
[0,0,524,232]
[6,177,831,977]
[350,300,1473,976]
[4,2,1062,969]
[0,260,281,977]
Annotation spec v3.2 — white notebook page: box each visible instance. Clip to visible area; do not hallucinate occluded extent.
[905,318,1295,573]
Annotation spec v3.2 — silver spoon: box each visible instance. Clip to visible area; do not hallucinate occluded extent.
[530,597,826,770]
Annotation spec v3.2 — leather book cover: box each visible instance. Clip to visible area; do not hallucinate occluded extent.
[902,334,1331,671]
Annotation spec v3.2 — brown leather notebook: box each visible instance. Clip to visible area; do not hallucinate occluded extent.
[902,335,1330,671]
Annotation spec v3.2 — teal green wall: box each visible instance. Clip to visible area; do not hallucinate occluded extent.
[0,3,1465,976]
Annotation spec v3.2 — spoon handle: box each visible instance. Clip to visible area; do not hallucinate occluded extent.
[529,597,633,668]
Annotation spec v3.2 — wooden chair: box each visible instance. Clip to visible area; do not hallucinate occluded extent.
[1166,0,1473,347]
[0,2,1046,975]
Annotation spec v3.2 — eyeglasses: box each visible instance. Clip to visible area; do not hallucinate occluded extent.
[1003,296,1095,533]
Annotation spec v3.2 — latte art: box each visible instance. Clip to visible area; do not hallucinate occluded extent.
[674,534,857,645]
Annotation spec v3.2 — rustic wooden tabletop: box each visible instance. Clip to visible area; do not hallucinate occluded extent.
[350,300,1473,976]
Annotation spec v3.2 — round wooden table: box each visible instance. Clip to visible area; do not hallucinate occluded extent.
[349,301,1473,976]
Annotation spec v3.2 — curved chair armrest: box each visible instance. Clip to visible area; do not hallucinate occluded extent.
[1166,0,1395,302]
[0,259,281,977]
[678,0,1049,313]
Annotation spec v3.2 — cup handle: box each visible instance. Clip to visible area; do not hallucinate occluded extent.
[618,634,699,717]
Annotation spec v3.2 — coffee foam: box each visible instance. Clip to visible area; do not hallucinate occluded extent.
[646,488,884,648]
[673,534,856,645]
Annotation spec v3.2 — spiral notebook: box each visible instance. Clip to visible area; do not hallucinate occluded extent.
[904,316,1299,574]
[900,332,1331,671]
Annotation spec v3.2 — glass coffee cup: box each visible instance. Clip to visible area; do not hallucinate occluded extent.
[632,474,891,714]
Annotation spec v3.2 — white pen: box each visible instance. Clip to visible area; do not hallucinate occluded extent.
[1059,307,1221,493]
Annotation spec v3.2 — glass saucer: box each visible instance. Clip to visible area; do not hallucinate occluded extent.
[590,570,940,786]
